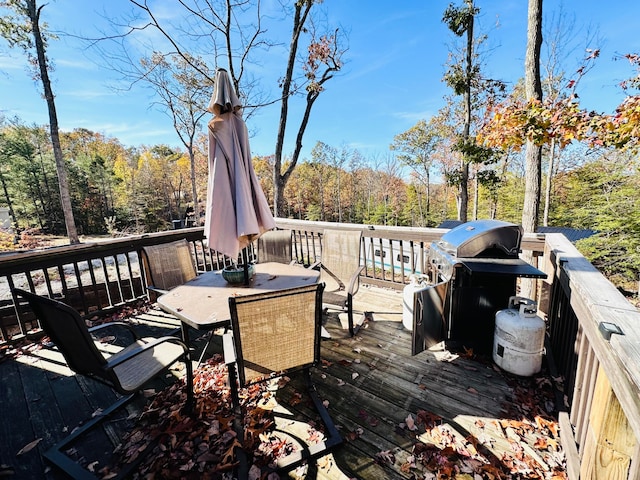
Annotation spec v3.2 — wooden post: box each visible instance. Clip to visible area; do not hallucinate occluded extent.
[580,365,636,479]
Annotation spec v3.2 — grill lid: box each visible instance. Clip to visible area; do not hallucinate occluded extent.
[437,220,522,258]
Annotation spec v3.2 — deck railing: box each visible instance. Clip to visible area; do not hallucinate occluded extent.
[0,219,638,478]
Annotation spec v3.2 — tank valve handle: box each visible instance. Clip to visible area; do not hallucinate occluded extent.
[508,296,537,317]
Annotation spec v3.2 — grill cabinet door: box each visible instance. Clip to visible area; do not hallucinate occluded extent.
[411,281,448,356]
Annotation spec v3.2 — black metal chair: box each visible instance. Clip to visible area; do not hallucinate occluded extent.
[13,288,194,480]
[224,283,341,474]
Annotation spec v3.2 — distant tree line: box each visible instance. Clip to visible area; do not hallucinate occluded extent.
[1,118,638,290]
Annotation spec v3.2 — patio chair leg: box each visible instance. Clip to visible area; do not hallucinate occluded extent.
[196,331,214,366]
[303,369,342,451]
[347,294,355,337]
[183,356,195,414]
[44,394,136,480]
[181,323,191,351]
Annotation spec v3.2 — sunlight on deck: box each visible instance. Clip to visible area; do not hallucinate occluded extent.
[14,348,74,376]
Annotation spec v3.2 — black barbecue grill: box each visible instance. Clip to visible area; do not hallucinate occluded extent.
[412,220,546,355]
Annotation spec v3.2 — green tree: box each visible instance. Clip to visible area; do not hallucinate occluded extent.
[0,123,63,232]
[138,53,213,223]
[390,119,439,225]
[555,154,640,289]
[442,0,478,222]
[442,1,506,222]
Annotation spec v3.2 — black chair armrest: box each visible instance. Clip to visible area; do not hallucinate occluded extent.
[89,321,141,341]
[147,285,169,295]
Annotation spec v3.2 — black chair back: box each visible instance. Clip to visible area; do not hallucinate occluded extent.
[14,289,108,378]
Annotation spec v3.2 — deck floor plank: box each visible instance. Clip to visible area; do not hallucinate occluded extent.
[15,353,66,479]
[1,285,565,479]
[0,356,46,479]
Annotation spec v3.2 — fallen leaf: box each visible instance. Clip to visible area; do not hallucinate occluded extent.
[375,449,396,464]
[405,414,418,431]
[91,407,104,417]
[97,335,116,343]
[16,438,42,456]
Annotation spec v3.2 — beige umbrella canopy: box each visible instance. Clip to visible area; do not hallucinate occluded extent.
[203,69,275,261]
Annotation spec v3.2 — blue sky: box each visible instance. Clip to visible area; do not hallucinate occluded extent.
[1,1,639,162]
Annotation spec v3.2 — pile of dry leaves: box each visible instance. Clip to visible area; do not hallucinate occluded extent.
[99,355,316,479]
[373,360,568,479]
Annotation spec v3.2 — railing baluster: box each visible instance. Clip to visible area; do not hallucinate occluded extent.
[398,240,406,284]
[58,264,68,300]
[44,267,55,298]
[73,261,89,314]
[87,259,101,309]
[6,275,24,339]
[99,257,114,307]
[112,254,126,304]
[25,270,36,293]
[124,252,137,300]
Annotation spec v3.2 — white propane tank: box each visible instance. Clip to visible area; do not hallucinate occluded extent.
[493,296,546,376]
[402,275,428,331]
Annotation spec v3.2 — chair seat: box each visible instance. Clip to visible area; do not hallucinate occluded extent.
[320,275,342,293]
[322,290,348,309]
[110,338,187,392]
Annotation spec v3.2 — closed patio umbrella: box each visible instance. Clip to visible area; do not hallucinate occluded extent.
[203,68,275,264]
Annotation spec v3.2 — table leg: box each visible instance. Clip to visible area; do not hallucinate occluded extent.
[181,322,191,353]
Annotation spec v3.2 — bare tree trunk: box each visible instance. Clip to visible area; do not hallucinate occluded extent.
[273,2,310,217]
[0,171,18,229]
[422,168,431,225]
[542,138,556,226]
[521,0,543,299]
[27,0,79,243]
[522,0,543,234]
[458,0,474,223]
[273,2,343,217]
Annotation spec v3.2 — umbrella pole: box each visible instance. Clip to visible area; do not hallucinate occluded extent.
[242,248,249,286]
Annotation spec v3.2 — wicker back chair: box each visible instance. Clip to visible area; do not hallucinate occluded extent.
[257,229,293,264]
[141,239,198,298]
[13,288,194,479]
[318,229,364,336]
[225,283,341,473]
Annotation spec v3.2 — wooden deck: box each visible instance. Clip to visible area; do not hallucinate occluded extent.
[0,285,567,479]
